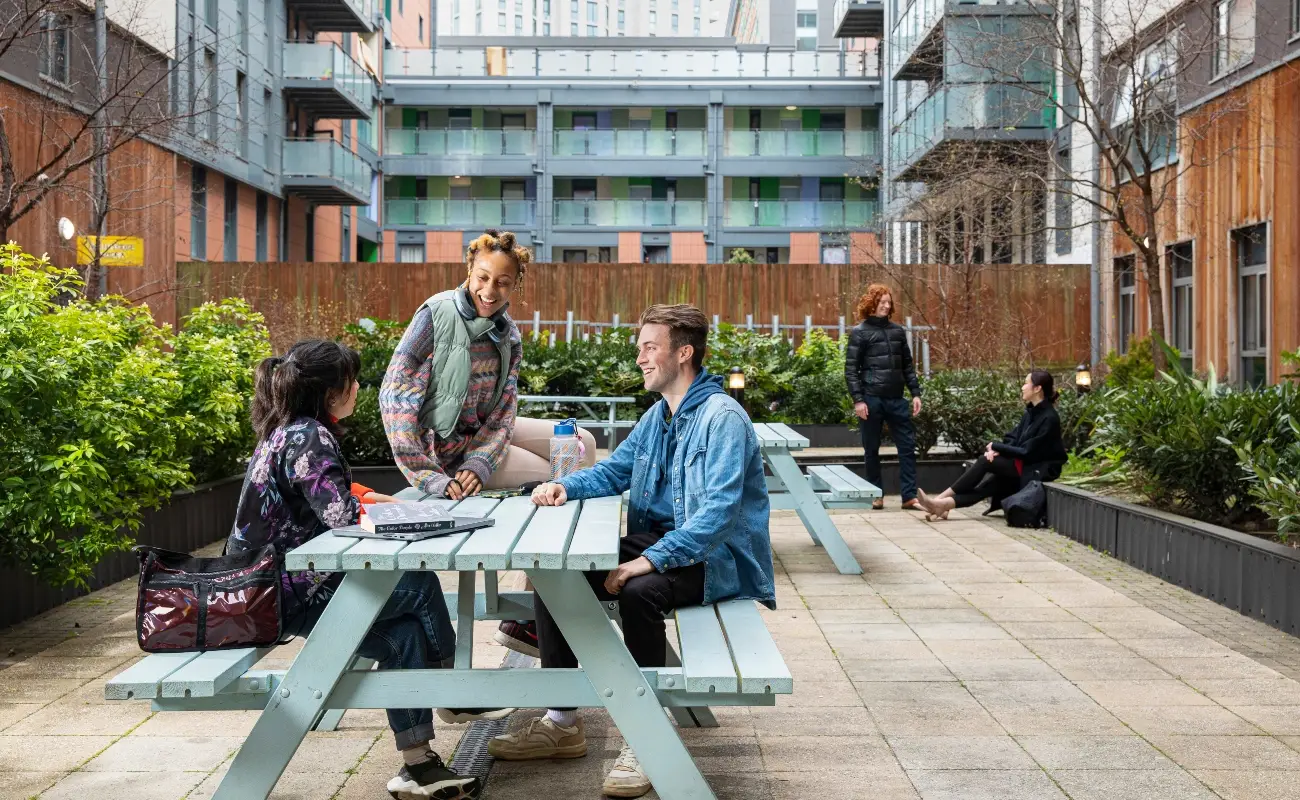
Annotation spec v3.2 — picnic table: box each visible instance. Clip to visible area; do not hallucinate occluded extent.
[106,489,792,800]
[754,422,880,575]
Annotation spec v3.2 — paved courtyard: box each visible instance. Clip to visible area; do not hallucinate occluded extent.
[6,507,1300,800]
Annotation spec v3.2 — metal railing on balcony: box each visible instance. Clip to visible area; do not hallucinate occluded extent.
[724,129,878,158]
[891,0,1037,77]
[384,198,537,227]
[282,138,372,199]
[385,128,536,156]
[833,0,885,37]
[723,200,878,228]
[282,41,374,112]
[384,47,879,80]
[890,82,1055,173]
[553,129,706,157]
[553,199,707,227]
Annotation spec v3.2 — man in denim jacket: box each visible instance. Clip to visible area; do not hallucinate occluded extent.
[488,304,774,797]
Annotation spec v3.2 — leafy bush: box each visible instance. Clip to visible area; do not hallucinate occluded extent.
[915,370,1023,456]
[1102,337,1185,388]
[342,386,394,467]
[0,246,269,586]
[1232,414,1300,539]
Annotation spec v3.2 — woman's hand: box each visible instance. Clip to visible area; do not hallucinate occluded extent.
[445,479,465,500]
[455,470,483,497]
[984,444,997,463]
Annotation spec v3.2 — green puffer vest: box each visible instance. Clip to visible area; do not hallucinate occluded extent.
[416,289,514,438]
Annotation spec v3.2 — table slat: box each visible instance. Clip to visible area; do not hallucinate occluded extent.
[565,496,622,571]
[397,497,497,570]
[105,652,199,700]
[285,531,362,571]
[750,423,784,449]
[715,600,794,694]
[392,487,426,501]
[763,422,809,450]
[453,496,536,570]
[510,501,582,570]
[161,648,266,698]
[674,605,740,693]
[340,498,469,571]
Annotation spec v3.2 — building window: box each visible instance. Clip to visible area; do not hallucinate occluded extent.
[671,13,678,31]
[515,13,522,32]
[570,0,577,14]
[1293,0,1300,35]
[1213,0,1255,77]
[204,49,218,141]
[476,11,482,32]
[223,179,238,260]
[543,21,550,33]
[263,90,274,168]
[1234,223,1268,386]
[399,244,425,262]
[618,9,624,26]
[304,211,314,261]
[191,167,207,260]
[650,10,656,25]
[38,13,70,85]
[693,16,699,33]
[237,0,248,51]
[587,1,597,21]
[1116,255,1136,355]
[205,0,217,28]
[694,0,699,10]
[587,23,596,34]
[341,214,350,262]
[1055,146,1072,254]
[236,72,249,159]
[418,14,424,40]
[571,21,578,33]
[255,192,268,261]
[796,11,817,50]
[1167,241,1193,371]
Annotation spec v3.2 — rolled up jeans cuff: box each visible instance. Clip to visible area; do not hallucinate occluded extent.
[393,721,436,751]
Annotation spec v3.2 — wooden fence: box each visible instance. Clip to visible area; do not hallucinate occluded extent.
[174,261,1091,367]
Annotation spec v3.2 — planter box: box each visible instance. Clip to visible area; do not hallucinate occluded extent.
[1045,483,1300,636]
[0,477,245,631]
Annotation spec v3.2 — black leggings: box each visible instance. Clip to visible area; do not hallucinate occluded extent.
[949,455,1021,509]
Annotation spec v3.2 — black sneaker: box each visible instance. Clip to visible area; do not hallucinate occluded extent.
[437,707,515,724]
[387,752,481,800]
[493,620,540,657]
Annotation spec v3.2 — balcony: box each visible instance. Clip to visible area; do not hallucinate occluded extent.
[282,139,373,205]
[723,200,878,229]
[385,128,536,156]
[384,199,536,227]
[285,0,374,32]
[282,42,374,119]
[890,82,1055,182]
[553,200,707,227]
[891,0,1045,81]
[554,129,706,158]
[384,47,879,80]
[724,130,878,158]
[833,0,885,38]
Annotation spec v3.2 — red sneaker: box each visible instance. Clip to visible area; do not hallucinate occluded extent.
[494,620,540,658]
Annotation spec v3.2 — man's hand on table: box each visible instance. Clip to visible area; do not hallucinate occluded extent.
[531,482,568,506]
[604,556,655,594]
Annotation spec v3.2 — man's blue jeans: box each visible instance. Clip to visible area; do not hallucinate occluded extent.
[860,395,918,502]
[294,571,455,750]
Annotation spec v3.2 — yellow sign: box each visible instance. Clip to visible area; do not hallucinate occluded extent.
[76,236,144,267]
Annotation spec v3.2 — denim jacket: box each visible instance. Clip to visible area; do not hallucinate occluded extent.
[559,393,776,608]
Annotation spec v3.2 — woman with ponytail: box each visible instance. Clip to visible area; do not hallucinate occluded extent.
[380,229,595,659]
[916,370,1068,520]
[228,339,489,800]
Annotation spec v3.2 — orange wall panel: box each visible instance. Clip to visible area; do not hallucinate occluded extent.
[790,232,820,264]
[428,231,463,261]
[670,232,708,263]
[618,232,642,263]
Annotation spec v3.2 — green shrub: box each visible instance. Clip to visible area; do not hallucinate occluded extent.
[1102,337,1184,388]
[342,386,393,466]
[916,370,1023,456]
[0,246,269,587]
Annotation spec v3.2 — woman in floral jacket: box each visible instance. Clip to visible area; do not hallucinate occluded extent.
[227,339,499,800]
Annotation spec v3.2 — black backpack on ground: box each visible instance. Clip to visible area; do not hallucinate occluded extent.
[1001,480,1048,529]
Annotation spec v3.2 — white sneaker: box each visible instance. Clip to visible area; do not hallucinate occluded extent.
[602,744,652,798]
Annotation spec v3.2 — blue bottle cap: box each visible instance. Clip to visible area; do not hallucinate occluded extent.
[553,418,577,436]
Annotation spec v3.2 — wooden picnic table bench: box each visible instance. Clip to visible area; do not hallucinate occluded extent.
[754,422,880,575]
[105,489,792,800]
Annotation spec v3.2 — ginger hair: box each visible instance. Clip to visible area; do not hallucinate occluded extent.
[465,228,532,284]
[855,283,894,321]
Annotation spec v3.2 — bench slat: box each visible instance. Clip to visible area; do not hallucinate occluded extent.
[716,600,794,694]
[286,530,361,572]
[565,496,622,571]
[161,647,266,698]
[826,464,880,498]
[454,496,536,571]
[511,501,581,570]
[750,423,784,449]
[807,465,876,500]
[105,652,199,700]
[764,422,810,450]
[674,605,740,694]
[398,497,495,571]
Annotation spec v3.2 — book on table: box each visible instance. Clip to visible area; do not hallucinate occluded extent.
[332,503,496,542]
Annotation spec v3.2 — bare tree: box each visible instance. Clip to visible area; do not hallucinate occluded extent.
[884,0,1290,370]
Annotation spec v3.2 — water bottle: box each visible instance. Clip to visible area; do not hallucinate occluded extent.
[549,418,584,481]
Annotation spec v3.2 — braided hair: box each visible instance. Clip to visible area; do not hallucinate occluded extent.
[465,229,532,285]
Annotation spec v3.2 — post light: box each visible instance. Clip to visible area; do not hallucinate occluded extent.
[728,367,746,404]
[1075,363,1092,393]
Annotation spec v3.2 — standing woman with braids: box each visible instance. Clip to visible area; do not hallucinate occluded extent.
[380,229,595,657]
[227,339,489,800]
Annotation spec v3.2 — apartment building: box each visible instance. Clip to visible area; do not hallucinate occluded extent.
[379,34,883,263]
[438,0,731,37]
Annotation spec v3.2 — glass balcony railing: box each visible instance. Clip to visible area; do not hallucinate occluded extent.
[553,129,706,157]
[282,139,371,198]
[891,0,1037,76]
[282,42,374,112]
[890,82,1055,173]
[385,47,878,80]
[384,199,537,227]
[385,128,536,156]
[724,129,879,158]
[723,200,878,228]
[553,200,707,227]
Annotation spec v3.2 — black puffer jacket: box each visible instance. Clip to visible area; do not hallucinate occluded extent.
[992,402,1068,475]
[845,316,922,402]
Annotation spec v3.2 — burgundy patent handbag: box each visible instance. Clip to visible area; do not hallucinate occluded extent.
[134,544,284,652]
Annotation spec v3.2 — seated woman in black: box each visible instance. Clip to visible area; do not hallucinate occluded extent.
[917,369,1068,521]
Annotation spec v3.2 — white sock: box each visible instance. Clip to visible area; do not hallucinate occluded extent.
[546,709,578,728]
[402,744,434,766]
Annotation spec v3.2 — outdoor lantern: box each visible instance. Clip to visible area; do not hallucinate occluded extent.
[728,367,746,404]
[1075,363,1092,393]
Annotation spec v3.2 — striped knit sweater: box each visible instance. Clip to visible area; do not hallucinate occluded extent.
[379,304,523,497]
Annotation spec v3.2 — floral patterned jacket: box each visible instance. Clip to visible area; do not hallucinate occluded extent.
[227,417,360,623]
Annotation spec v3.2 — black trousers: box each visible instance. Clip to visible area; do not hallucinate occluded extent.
[536,528,706,710]
[950,454,1022,509]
